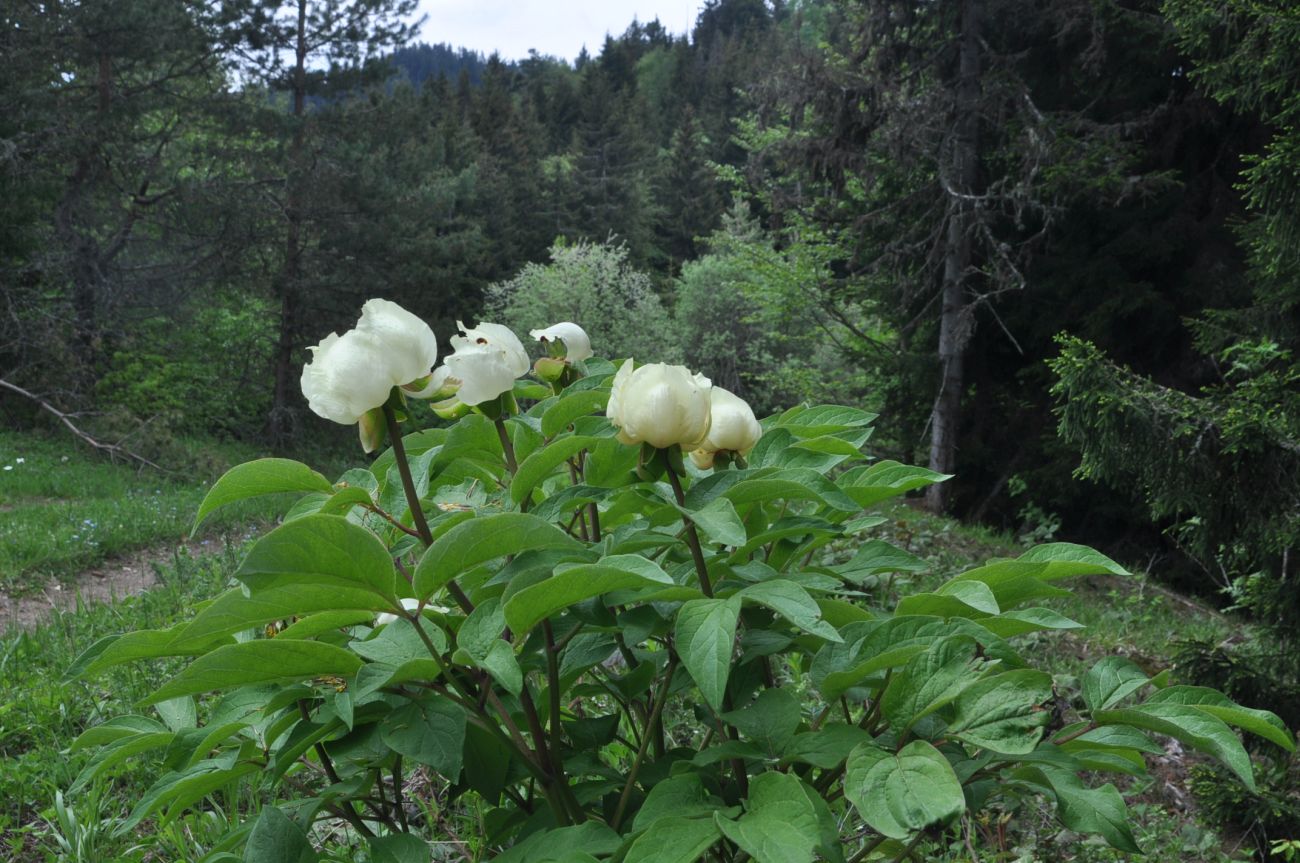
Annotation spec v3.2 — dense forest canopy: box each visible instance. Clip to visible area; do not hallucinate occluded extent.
[2,0,1296,593]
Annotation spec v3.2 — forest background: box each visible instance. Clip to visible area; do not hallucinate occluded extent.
[3,0,1299,835]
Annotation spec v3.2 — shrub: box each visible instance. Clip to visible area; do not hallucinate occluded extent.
[64,321,1292,862]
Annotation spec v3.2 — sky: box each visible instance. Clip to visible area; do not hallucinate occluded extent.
[413,1,706,63]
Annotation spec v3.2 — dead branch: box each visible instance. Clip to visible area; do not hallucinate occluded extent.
[0,377,169,472]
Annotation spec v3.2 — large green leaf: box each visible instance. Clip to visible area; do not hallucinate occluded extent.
[1082,657,1150,712]
[234,515,398,603]
[380,695,467,779]
[714,772,820,863]
[193,458,332,533]
[682,497,748,547]
[881,635,983,732]
[176,582,392,650]
[781,724,872,769]
[775,405,877,436]
[504,555,674,633]
[1037,767,1139,853]
[739,580,842,642]
[542,389,610,438]
[633,774,724,831]
[1095,703,1258,788]
[947,670,1053,754]
[839,461,950,508]
[721,688,802,754]
[142,640,363,706]
[625,817,721,863]
[244,806,317,863]
[675,597,741,711]
[511,436,598,504]
[844,740,965,839]
[413,512,584,598]
[67,622,218,681]
[1144,686,1294,751]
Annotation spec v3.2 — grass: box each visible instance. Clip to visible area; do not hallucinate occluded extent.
[1,546,248,862]
[0,451,1261,863]
[0,430,290,595]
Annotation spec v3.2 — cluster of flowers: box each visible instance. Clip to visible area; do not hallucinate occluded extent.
[299,299,762,467]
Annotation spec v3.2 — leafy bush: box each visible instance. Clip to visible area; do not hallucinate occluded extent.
[66,340,1293,861]
[486,239,680,362]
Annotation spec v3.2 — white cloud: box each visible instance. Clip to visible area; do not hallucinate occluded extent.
[413,0,705,62]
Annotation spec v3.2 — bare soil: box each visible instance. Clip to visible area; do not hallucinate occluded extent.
[0,538,227,632]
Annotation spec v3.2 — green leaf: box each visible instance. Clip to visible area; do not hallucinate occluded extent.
[193,458,332,533]
[493,822,621,863]
[413,512,584,599]
[840,461,950,508]
[1082,657,1150,712]
[781,724,871,769]
[1144,686,1294,752]
[722,688,802,754]
[1096,702,1257,788]
[739,580,842,642]
[948,670,1054,754]
[832,540,928,582]
[634,774,723,831]
[977,608,1084,638]
[511,435,598,504]
[775,405,877,436]
[67,623,216,681]
[881,635,983,732]
[244,806,317,863]
[177,583,391,650]
[625,817,721,863]
[380,695,467,779]
[457,598,523,695]
[675,597,741,711]
[1037,767,1139,853]
[118,753,260,834]
[542,389,610,437]
[504,555,674,633]
[234,515,399,604]
[844,740,965,839]
[715,772,821,863]
[369,834,430,863]
[142,640,363,706]
[683,497,747,547]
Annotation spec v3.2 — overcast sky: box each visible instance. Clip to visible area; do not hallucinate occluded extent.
[413,1,706,63]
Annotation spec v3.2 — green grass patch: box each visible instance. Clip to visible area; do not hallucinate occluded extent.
[0,431,286,595]
[0,546,246,862]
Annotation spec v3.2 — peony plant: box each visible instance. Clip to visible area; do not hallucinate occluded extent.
[68,301,1293,862]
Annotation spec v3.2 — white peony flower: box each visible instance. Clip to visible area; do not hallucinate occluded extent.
[607,359,713,449]
[690,387,763,469]
[529,322,593,362]
[441,321,530,406]
[300,299,438,425]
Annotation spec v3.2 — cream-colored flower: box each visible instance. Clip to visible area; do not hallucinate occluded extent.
[690,387,762,469]
[442,321,530,406]
[300,299,438,425]
[529,322,593,362]
[607,359,712,449]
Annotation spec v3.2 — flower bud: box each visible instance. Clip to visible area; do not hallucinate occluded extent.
[689,387,762,470]
[529,322,593,362]
[607,359,712,450]
[300,299,438,425]
[442,321,530,406]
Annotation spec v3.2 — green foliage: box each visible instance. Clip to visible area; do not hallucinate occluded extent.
[64,352,1290,860]
[487,239,681,362]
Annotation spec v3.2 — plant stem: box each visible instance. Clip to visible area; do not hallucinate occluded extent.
[543,621,565,772]
[384,403,474,612]
[846,835,887,863]
[664,453,714,597]
[382,403,432,546]
[298,699,373,836]
[494,416,519,474]
[611,655,677,831]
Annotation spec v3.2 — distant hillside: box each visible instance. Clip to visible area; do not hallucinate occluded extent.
[388,42,510,87]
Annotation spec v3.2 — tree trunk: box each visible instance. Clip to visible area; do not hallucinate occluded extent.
[269,0,309,445]
[925,0,981,513]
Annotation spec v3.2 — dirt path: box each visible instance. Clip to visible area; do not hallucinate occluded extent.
[0,536,245,632]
